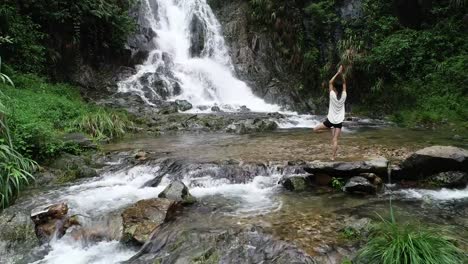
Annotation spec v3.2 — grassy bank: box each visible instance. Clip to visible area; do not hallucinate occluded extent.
[0,72,134,208]
[1,73,134,161]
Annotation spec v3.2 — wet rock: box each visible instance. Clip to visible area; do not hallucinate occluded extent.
[30,203,78,243]
[211,105,222,112]
[130,226,318,264]
[280,175,314,191]
[359,172,383,187]
[399,146,468,180]
[50,153,98,180]
[175,99,193,112]
[158,104,179,115]
[0,209,38,263]
[303,158,389,178]
[62,133,97,149]
[343,176,377,195]
[239,105,251,113]
[158,181,196,205]
[189,15,206,57]
[225,118,278,134]
[121,198,182,245]
[429,171,468,188]
[135,151,148,161]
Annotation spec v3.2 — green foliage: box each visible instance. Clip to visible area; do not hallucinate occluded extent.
[0,5,46,73]
[331,177,345,191]
[340,226,361,241]
[356,202,466,264]
[0,0,136,74]
[0,65,37,209]
[0,143,37,209]
[71,109,133,140]
[1,73,134,161]
[341,0,468,126]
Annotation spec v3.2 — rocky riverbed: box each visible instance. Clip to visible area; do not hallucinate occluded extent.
[0,125,467,264]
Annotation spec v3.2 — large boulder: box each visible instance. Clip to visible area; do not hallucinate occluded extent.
[30,203,79,243]
[121,198,181,245]
[279,175,314,191]
[0,209,38,263]
[158,181,196,205]
[398,146,468,180]
[49,153,98,180]
[303,158,389,178]
[175,99,193,112]
[62,133,97,149]
[343,176,377,195]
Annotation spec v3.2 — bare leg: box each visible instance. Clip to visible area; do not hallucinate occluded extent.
[313,123,329,133]
[331,128,341,161]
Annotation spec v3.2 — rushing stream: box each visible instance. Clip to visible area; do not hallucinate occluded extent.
[2,127,466,264]
[1,0,466,263]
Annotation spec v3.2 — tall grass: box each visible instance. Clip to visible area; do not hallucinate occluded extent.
[0,57,37,209]
[0,144,37,209]
[71,109,133,140]
[356,203,466,264]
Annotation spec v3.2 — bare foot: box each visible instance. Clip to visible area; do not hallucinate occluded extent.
[331,156,335,161]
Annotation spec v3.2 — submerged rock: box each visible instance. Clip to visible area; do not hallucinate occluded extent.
[158,180,196,205]
[343,176,377,195]
[398,146,468,180]
[121,198,182,245]
[280,175,314,191]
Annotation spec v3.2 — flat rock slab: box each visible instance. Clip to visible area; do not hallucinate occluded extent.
[398,146,468,180]
[303,158,389,178]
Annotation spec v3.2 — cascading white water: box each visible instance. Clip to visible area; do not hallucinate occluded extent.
[118,0,281,112]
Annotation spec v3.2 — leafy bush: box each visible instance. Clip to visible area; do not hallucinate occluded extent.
[356,206,466,264]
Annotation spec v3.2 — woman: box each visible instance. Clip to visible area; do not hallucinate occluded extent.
[313,65,347,160]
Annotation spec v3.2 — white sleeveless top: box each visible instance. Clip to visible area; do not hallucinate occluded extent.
[327,91,347,124]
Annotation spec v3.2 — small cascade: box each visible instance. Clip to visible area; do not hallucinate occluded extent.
[118,0,282,113]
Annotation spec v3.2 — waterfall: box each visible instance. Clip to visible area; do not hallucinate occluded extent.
[118,0,281,112]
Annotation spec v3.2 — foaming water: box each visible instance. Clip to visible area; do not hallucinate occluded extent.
[63,166,165,216]
[32,239,135,264]
[29,166,166,264]
[185,174,283,216]
[119,0,281,113]
[395,186,468,200]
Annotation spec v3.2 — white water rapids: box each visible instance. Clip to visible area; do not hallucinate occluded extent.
[117,0,318,128]
[28,164,284,264]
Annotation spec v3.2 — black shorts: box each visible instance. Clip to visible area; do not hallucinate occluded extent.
[323,118,343,129]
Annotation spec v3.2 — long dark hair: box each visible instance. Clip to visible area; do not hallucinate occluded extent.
[334,79,344,100]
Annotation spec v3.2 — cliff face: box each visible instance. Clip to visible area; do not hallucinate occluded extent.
[209,0,365,113]
[210,0,310,112]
